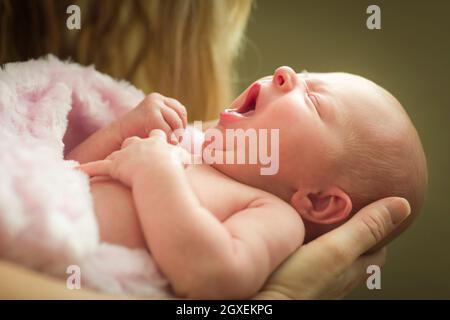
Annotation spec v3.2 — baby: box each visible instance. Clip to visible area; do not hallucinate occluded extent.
[73,66,427,299]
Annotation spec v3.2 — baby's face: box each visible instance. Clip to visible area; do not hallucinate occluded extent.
[212,66,425,243]
[214,66,402,187]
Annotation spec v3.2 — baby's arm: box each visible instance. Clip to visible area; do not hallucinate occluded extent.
[126,135,304,298]
[133,169,304,299]
[78,131,304,299]
[66,93,186,163]
[65,120,122,164]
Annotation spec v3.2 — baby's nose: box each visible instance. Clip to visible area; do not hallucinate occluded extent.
[273,66,298,92]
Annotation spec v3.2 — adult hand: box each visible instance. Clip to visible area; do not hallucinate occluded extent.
[253,197,411,299]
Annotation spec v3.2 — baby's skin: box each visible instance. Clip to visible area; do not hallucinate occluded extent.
[87,130,303,300]
[76,84,305,300]
[74,66,426,299]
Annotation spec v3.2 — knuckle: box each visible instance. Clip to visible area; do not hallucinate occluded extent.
[142,94,163,109]
[123,136,140,147]
[360,208,392,243]
[320,241,349,265]
[125,136,139,143]
[146,92,161,100]
[329,245,349,264]
[169,98,187,113]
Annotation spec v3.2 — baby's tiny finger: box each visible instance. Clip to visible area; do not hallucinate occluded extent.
[106,150,120,160]
[161,106,184,133]
[150,113,172,141]
[76,160,112,177]
[169,133,179,145]
[149,128,167,140]
[164,97,188,128]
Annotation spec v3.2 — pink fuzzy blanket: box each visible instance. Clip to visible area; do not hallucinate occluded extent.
[0,55,171,296]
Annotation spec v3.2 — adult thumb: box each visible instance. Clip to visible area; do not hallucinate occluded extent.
[316,197,411,265]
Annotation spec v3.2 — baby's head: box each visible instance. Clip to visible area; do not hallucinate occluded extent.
[213,66,427,241]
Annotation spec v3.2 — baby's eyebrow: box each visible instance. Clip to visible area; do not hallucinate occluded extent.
[301,76,336,120]
[302,78,313,93]
[304,77,327,92]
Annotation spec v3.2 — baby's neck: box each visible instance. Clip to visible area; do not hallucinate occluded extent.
[209,162,294,204]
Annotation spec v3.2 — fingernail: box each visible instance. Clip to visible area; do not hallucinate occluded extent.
[385,197,411,224]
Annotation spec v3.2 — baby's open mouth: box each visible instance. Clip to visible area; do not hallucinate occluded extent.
[224,83,261,118]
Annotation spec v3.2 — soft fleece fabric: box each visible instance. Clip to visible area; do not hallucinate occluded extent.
[0,55,172,297]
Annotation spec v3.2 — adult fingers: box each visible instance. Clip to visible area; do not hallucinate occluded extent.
[76,160,112,177]
[333,247,387,299]
[311,197,410,268]
[355,247,387,269]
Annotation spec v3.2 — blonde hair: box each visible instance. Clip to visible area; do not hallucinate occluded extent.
[0,0,252,121]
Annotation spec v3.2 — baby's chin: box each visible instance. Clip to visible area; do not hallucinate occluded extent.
[209,120,247,136]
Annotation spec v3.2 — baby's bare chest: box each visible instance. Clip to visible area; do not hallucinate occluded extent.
[184,164,258,221]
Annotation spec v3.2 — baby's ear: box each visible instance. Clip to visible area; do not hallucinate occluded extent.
[290,186,352,225]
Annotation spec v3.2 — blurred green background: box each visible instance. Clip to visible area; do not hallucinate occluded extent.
[237,0,450,299]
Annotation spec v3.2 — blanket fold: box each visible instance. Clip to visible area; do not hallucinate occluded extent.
[0,55,170,296]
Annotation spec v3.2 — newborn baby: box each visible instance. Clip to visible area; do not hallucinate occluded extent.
[74,66,427,299]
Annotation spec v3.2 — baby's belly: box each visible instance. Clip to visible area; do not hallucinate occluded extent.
[89,176,147,249]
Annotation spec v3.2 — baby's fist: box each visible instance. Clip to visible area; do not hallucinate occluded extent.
[119,92,187,144]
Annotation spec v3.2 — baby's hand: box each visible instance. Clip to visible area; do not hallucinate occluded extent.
[77,130,190,186]
[118,93,187,145]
